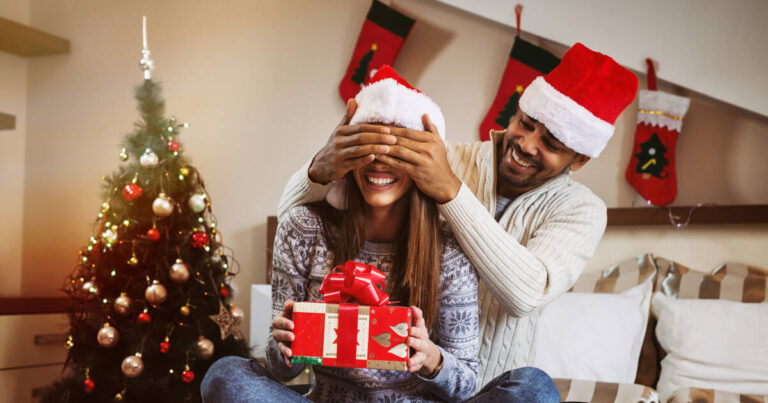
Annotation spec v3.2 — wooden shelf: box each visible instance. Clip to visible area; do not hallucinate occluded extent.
[0,16,69,57]
[0,297,71,315]
[0,112,15,130]
[607,204,768,226]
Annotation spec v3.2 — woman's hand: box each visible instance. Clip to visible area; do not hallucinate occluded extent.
[307,99,396,184]
[406,306,442,377]
[272,299,296,367]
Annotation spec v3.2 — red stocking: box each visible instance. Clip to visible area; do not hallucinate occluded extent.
[625,60,690,206]
[339,0,414,102]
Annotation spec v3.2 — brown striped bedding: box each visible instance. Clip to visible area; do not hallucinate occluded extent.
[667,387,768,403]
[554,378,659,402]
[655,258,768,302]
[569,254,656,294]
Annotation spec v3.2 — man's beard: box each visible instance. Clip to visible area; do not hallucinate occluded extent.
[498,162,537,188]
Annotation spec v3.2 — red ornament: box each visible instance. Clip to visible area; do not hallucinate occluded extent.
[181,369,195,383]
[159,341,170,354]
[220,287,230,299]
[137,311,151,324]
[191,232,210,248]
[83,378,95,393]
[147,228,161,241]
[122,183,143,202]
[167,141,180,152]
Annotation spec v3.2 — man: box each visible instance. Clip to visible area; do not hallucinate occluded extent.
[278,42,638,398]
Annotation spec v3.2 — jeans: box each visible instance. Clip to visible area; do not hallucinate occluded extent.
[201,357,559,403]
[466,367,560,403]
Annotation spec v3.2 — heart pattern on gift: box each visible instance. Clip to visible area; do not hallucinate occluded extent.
[373,332,391,347]
[390,322,408,338]
[388,343,408,358]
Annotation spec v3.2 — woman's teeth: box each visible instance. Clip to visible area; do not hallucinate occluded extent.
[511,148,533,168]
[366,176,396,186]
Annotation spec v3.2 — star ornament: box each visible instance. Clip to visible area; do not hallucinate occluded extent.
[209,300,243,340]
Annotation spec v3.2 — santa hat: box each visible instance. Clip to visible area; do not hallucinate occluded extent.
[328,65,444,209]
[518,43,638,158]
[350,65,446,139]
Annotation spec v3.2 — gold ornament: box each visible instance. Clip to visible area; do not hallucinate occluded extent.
[121,353,144,378]
[180,166,190,176]
[152,193,174,217]
[169,259,190,283]
[209,300,242,340]
[119,148,129,161]
[114,390,126,401]
[65,334,74,351]
[229,304,244,325]
[114,293,132,315]
[145,280,167,305]
[194,335,214,360]
[97,323,119,348]
[128,254,139,266]
[180,304,190,316]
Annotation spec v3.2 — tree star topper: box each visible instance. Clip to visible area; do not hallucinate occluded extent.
[209,300,242,340]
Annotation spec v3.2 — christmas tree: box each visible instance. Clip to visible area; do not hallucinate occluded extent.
[495,85,523,128]
[351,43,377,86]
[634,132,669,178]
[41,19,250,403]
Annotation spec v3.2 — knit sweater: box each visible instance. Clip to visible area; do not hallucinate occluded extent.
[277,131,607,389]
[267,206,480,402]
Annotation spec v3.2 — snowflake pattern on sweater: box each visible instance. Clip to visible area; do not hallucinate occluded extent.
[266,206,479,402]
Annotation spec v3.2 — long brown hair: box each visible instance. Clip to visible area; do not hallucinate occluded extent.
[314,173,443,330]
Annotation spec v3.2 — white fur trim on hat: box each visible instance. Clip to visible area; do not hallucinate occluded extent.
[519,77,614,158]
[637,90,689,132]
[350,78,446,140]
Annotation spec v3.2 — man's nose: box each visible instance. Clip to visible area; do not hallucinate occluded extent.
[516,131,538,156]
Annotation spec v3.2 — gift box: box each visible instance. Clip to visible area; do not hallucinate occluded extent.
[290,260,412,370]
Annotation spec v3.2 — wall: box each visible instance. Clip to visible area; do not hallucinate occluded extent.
[0,0,30,296]
[18,0,768,344]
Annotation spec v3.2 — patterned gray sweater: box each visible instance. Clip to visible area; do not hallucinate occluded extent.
[267,206,479,402]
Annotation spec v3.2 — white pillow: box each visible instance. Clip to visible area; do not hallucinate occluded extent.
[652,292,768,401]
[532,279,652,383]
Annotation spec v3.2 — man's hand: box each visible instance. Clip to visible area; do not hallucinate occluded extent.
[376,114,461,204]
[307,99,397,184]
[407,306,442,376]
[272,300,296,367]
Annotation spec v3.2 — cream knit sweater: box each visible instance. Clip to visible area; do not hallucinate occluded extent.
[277,131,607,389]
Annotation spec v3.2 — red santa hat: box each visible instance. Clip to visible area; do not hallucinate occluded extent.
[350,65,446,139]
[518,43,638,158]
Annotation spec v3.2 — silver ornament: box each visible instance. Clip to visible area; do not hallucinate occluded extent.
[140,148,158,167]
[121,353,144,378]
[114,293,132,315]
[194,336,214,360]
[82,279,99,300]
[214,231,223,244]
[152,193,174,217]
[145,280,167,305]
[188,194,206,213]
[230,304,245,325]
[169,259,190,283]
[97,323,119,348]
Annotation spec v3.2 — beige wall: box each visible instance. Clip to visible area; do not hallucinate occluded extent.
[0,0,30,296]
[12,0,768,341]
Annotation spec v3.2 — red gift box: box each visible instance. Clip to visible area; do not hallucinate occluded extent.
[290,261,412,370]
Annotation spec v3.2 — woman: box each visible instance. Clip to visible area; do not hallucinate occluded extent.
[202,66,479,402]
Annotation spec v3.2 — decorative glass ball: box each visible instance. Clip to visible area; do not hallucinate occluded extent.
[188,194,206,213]
[169,259,190,283]
[137,310,151,324]
[145,280,167,305]
[83,378,95,393]
[152,193,174,217]
[114,293,132,316]
[121,353,144,378]
[191,231,210,249]
[194,336,214,360]
[82,279,99,300]
[119,148,129,161]
[181,369,195,383]
[230,304,245,325]
[140,148,159,167]
[167,140,180,152]
[180,305,191,316]
[97,323,119,348]
[147,228,161,241]
[122,183,143,202]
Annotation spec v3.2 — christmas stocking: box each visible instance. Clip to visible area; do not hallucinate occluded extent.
[478,36,559,141]
[625,60,690,206]
[339,0,415,102]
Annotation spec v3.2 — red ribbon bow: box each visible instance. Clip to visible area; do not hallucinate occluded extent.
[319,260,390,306]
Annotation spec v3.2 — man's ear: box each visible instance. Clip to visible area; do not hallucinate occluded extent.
[569,154,590,172]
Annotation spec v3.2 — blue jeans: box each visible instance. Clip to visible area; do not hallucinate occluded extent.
[466,367,560,402]
[202,357,558,403]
